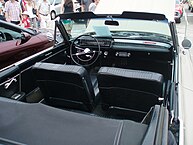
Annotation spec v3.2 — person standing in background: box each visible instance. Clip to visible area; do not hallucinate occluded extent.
[37,0,50,29]
[88,0,99,12]
[21,10,30,28]
[0,0,5,15]
[4,0,22,25]
[61,0,73,13]
[26,0,37,28]
[81,0,92,12]
[61,0,73,33]
[21,0,27,11]
[0,0,5,20]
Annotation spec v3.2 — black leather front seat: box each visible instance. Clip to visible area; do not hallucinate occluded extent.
[97,67,164,112]
[32,62,96,112]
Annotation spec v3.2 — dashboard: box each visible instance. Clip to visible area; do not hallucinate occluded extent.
[77,37,172,53]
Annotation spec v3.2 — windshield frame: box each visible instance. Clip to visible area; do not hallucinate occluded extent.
[57,12,172,44]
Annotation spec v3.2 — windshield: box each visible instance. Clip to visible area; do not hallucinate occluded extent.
[59,13,172,43]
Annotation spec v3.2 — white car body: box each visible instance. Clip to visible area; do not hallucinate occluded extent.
[49,0,62,20]
[95,0,193,145]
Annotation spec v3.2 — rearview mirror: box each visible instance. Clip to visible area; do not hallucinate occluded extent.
[105,20,119,26]
[182,38,191,49]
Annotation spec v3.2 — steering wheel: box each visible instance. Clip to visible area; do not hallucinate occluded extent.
[0,31,6,42]
[70,34,100,66]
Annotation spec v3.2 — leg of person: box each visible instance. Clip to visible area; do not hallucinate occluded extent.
[45,14,51,29]
[32,17,37,29]
[40,15,46,29]
[29,18,33,27]
[37,18,40,29]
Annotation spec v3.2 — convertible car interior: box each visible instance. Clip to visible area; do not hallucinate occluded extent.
[0,11,181,145]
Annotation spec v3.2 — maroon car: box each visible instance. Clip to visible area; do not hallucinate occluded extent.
[0,20,54,69]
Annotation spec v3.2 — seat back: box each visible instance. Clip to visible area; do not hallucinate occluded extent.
[32,62,95,112]
[97,67,164,112]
